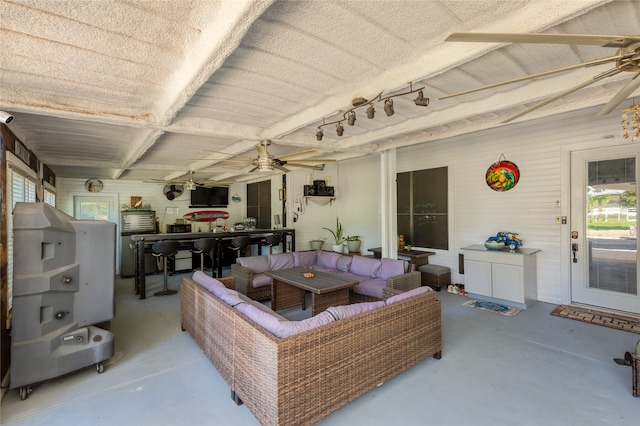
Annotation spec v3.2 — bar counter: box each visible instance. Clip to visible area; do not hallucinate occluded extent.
[131,228,296,299]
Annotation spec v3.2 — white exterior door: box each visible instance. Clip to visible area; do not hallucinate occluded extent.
[570,145,639,314]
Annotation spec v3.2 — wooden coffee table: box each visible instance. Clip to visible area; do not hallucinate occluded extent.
[266,267,359,316]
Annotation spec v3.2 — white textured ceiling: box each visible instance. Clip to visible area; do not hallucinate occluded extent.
[1,0,638,184]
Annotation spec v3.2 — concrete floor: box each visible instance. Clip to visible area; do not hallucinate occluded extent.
[2,271,639,425]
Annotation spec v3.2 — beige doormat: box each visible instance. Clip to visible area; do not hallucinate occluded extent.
[550,305,640,335]
[462,299,521,316]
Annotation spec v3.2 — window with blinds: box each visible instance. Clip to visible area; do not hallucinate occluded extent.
[44,188,56,206]
[7,166,37,313]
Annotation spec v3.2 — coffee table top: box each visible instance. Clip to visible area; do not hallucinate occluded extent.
[265,267,358,294]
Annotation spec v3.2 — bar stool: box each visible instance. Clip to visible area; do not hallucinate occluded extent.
[192,238,218,277]
[152,240,181,296]
[229,235,251,259]
[262,234,282,255]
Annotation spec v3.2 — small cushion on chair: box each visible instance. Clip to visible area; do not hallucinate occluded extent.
[252,273,273,288]
[418,264,451,275]
[237,255,270,273]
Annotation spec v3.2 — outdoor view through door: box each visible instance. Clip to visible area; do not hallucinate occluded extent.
[571,145,638,314]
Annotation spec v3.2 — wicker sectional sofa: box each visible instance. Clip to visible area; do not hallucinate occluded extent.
[230,250,421,303]
[180,271,442,426]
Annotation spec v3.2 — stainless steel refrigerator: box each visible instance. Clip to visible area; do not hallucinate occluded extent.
[120,210,156,277]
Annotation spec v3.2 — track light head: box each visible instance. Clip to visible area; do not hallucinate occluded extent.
[366,105,375,119]
[414,90,430,107]
[0,110,14,124]
[384,99,394,117]
[316,128,324,141]
[347,111,356,126]
[352,97,369,107]
[336,122,344,136]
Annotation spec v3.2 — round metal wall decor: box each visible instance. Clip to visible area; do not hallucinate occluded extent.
[84,178,103,193]
[486,155,519,192]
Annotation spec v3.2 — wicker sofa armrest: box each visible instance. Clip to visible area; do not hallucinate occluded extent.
[230,263,253,292]
[387,270,421,291]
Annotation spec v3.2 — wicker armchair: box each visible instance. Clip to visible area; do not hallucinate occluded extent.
[230,263,272,301]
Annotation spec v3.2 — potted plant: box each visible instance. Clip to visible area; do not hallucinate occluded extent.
[345,235,361,253]
[323,217,345,253]
[309,237,325,250]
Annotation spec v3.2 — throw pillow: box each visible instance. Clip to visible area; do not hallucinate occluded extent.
[377,258,406,279]
[349,256,381,278]
[336,255,353,272]
[268,253,295,270]
[237,255,270,274]
[293,250,317,268]
[317,250,341,269]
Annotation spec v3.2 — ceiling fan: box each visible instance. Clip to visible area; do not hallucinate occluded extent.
[440,32,640,123]
[207,140,336,173]
[146,170,230,191]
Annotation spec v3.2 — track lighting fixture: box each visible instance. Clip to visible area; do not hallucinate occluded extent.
[366,104,375,119]
[347,111,356,126]
[414,90,430,107]
[0,110,14,124]
[314,82,428,139]
[384,99,394,116]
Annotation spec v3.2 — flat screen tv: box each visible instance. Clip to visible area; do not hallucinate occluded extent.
[190,186,229,207]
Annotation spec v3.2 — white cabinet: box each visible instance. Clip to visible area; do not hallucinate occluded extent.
[462,245,540,309]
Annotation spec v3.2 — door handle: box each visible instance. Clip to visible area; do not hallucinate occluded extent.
[572,243,578,263]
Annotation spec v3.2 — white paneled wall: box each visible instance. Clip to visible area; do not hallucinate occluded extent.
[377,105,634,304]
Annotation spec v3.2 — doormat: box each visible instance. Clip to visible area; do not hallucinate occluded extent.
[550,305,640,335]
[462,299,521,316]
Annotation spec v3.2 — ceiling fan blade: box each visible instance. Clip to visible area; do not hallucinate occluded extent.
[445,32,640,47]
[278,150,321,161]
[440,55,620,100]
[275,165,291,173]
[248,166,259,173]
[597,72,640,116]
[283,159,336,164]
[501,69,617,124]
[287,162,325,170]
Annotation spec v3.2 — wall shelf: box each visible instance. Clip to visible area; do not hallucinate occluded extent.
[304,196,336,206]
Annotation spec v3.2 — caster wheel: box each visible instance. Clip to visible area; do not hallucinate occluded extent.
[96,362,104,374]
[19,386,31,400]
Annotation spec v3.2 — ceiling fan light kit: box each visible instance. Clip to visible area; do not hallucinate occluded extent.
[315,82,427,138]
